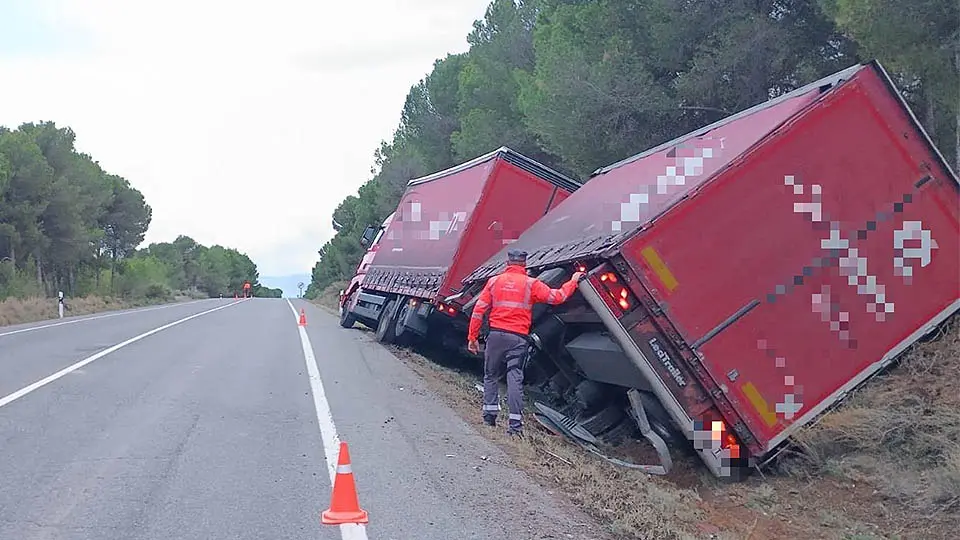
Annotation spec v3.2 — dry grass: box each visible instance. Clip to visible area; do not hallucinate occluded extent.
[778,315,960,536]
[0,294,195,327]
[313,281,347,313]
[392,321,960,539]
[320,296,959,539]
[387,342,708,539]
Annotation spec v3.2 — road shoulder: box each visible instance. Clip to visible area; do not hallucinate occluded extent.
[298,301,616,540]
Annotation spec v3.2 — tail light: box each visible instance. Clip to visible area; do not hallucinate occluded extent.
[711,419,741,459]
[436,302,457,317]
[595,271,637,314]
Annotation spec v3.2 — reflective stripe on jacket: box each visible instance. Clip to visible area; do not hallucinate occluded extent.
[467,265,579,342]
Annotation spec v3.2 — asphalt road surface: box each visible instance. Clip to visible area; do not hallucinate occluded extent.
[0,298,606,540]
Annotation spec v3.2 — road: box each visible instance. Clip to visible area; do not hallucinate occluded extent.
[0,298,606,540]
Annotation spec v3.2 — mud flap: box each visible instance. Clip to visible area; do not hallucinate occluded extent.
[625,388,673,475]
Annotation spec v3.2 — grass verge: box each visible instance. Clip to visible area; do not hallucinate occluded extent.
[0,292,204,327]
[316,297,958,540]
[314,281,347,312]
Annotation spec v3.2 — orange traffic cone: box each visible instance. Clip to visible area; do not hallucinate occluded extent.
[299,308,307,326]
[321,441,368,525]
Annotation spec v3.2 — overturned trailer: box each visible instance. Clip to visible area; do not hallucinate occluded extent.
[460,60,960,478]
[339,147,580,350]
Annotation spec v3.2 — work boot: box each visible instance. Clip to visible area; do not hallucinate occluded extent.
[483,414,497,427]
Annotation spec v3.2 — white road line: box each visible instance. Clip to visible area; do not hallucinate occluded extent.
[0,299,217,338]
[0,300,243,410]
[286,300,369,540]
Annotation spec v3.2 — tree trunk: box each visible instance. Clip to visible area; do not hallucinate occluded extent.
[35,254,43,291]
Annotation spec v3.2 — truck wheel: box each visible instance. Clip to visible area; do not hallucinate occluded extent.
[574,380,608,413]
[339,293,357,329]
[375,299,397,344]
[393,297,414,344]
[577,403,625,437]
[598,416,638,446]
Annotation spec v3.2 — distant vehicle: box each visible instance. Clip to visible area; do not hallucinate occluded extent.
[459,60,960,479]
[338,147,581,350]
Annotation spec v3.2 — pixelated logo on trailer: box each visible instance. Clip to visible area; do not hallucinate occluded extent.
[734,175,942,432]
[388,200,469,241]
[780,175,939,335]
[611,137,726,232]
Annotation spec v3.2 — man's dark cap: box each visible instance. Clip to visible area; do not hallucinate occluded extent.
[507,249,528,263]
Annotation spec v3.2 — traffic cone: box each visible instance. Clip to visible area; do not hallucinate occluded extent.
[321,441,369,525]
[299,308,307,326]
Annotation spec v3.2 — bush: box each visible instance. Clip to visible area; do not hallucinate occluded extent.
[144,283,173,301]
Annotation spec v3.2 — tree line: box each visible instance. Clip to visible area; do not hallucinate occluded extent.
[0,121,279,301]
[305,0,958,298]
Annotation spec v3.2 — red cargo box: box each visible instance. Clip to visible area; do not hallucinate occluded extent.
[462,61,958,466]
[619,62,959,453]
[363,147,579,305]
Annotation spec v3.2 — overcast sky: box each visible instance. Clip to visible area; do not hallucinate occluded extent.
[0,0,491,277]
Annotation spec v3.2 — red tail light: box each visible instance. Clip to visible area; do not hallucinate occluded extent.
[596,271,634,313]
[711,420,741,459]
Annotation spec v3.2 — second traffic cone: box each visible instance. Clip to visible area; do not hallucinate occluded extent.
[321,441,369,525]
[299,308,307,326]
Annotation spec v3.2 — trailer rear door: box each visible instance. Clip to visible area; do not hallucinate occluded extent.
[443,159,576,302]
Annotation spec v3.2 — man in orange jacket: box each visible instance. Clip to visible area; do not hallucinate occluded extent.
[468,249,584,435]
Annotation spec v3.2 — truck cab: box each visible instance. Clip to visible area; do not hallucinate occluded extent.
[338,212,394,320]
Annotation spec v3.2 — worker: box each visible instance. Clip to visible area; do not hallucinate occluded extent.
[467,249,584,436]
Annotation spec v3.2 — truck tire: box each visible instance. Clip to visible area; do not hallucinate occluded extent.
[393,297,414,345]
[598,415,638,446]
[375,299,397,344]
[578,403,625,437]
[339,292,357,329]
[574,380,607,413]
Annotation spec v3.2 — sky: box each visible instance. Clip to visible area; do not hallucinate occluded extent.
[0,0,492,278]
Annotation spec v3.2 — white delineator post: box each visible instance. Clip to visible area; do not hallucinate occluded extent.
[58,291,64,319]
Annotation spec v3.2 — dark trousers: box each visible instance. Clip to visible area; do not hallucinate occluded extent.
[482,330,528,431]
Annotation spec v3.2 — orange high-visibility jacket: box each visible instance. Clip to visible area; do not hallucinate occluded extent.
[467,265,579,342]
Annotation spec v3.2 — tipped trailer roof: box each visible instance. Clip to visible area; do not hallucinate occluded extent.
[406,146,581,192]
[462,61,958,285]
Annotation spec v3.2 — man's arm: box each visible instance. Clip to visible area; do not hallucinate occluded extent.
[530,272,584,306]
[467,277,495,342]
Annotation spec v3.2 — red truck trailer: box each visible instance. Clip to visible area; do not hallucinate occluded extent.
[461,60,959,479]
[339,147,581,350]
